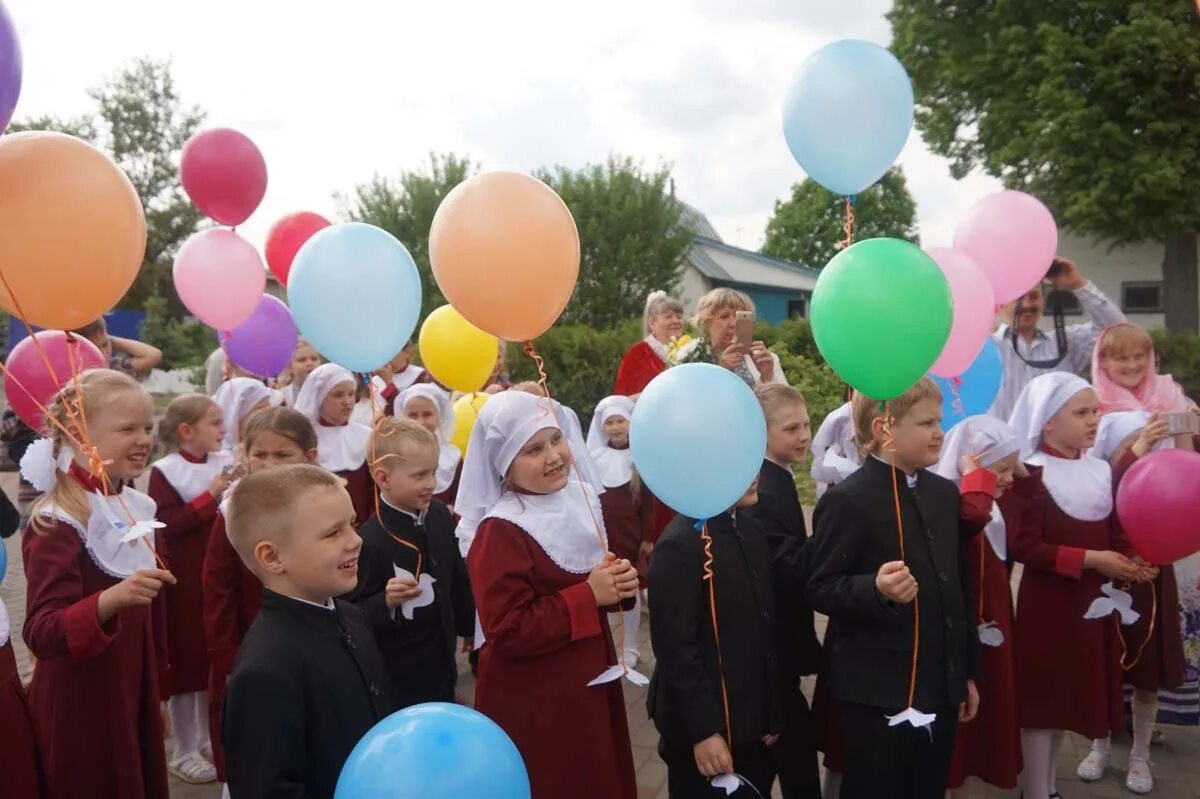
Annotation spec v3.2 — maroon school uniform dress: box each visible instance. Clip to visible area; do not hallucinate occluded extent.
[434,459,463,509]
[470,515,637,799]
[612,342,674,546]
[22,467,169,799]
[1,620,43,797]
[315,419,375,526]
[201,509,262,781]
[1011,446,1130,739]
[147,449,232,697]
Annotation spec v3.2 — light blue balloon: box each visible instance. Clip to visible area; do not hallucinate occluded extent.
[288,223,422,373]
[631,363,767,520]
[0,537,6,584]
[782,39,914,196]
[930,337,1003,431]
[335,703,529,799]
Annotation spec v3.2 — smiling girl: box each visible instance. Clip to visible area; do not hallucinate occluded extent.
[1093,323,1195,446]
[294,364,374,525]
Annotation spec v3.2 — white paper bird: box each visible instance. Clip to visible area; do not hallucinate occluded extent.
[118,519,166,544]
[711,774,742,796]
[587,663,650,688]
[977,621,1005,648]
[391,566,436,621]
[1083,581,1140,626]
[886,706,938,734]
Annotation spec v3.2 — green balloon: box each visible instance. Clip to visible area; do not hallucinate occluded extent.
[810,238,951,400]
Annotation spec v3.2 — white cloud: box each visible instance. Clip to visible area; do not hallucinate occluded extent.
[7,0,1000,264]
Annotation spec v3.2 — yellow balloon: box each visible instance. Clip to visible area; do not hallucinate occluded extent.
[451,392,490,453]
[419,305,500,393]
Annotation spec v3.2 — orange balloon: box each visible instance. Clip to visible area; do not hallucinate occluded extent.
[0,132,146,329]
[429,171,579,341]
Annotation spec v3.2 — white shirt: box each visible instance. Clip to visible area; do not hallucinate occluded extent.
[989,281,1124,421]
[286,594,336,611]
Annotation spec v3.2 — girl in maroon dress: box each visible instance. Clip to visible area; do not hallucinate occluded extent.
[935,416,1025,794]
[202,406,318,788]
[1007,373,1157,799]
[458,390,639,799]
[1,482,41,798]
[294,363,374,525]
[21,369,175,799]
[398,384,463,509]
[149,394,238,784]
[587,395,654,668]
[1081,410,1187,794]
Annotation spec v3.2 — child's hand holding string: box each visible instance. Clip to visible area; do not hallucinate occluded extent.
[693,734,733,777]
[98,568,176,624]
[875,561,918,604]
[385,576,423,608]
[1132,556,1159,583]
[208,469,237,499]
[1084,550,1141,582]
[610,557,639,600]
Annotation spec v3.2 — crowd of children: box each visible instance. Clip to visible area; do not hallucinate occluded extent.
[1,304,1198,799]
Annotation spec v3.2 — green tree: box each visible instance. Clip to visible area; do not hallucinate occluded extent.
[537,156,692,328]
[761,166,919,268]
[889,1,1200,331]
[138,295,217,371]
[341,153,477,317]
[10,58,206,314]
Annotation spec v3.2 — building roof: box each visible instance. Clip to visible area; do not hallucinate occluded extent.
[678,201,724,242]
[688,236,818,293]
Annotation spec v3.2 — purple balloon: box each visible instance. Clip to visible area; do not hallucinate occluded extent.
[0,1,22,133]
[219,294,298,379]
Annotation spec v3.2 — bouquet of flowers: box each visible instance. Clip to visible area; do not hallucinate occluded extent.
[666,334,713,367]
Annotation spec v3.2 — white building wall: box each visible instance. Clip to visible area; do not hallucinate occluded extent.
[677,265,713,319]
[1056,234,1186,330]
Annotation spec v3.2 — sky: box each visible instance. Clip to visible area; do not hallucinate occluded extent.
[9,0,1003,259]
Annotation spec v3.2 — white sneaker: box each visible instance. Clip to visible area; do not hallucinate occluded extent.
[623,649,640,669]
[1126,758,1154,794]
[1076,748,1109,782]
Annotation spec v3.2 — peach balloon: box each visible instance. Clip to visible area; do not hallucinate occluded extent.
[0,132,146,330]
[429,172,579,342]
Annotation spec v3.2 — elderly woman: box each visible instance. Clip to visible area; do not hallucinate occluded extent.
[693,288,787,387]
[614,290,686,398]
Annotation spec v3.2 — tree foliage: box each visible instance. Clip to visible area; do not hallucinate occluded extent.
[761,167,918,268]
[889,0,1200,330]
[341,153,477,317]
[537,156,691,328]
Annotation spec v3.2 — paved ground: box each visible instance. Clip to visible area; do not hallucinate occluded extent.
[3,477,1197,798]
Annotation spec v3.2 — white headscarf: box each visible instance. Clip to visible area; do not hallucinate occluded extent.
[454,390,604,559]
[398,384,462,493]
[1007,372,1094,460]
[934,415,1018,561]
[1092,410,1151,462]
[587,396,635,488]
[810,402,860,496]
[214,377,274,451]
[293,363,371,473]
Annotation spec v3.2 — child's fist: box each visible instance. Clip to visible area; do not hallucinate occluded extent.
[385,576,423,609]
[875,560,918,604]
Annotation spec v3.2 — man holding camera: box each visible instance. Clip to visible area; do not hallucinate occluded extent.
[989,257,1125,419]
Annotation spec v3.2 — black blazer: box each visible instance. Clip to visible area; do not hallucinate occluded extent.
[747,459,822,678]
[647,510,783,747]
[805,457,978,711]
[345,499,475,707]
[223,590,392,799]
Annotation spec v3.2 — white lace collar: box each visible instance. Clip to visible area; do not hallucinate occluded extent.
[41,486,161,578]
[153,450,236,503]
[1027,451,1113,522]
[644,336,670,365]
[315,421,372,473]
[485,480,608,574]
[590,446,633,488]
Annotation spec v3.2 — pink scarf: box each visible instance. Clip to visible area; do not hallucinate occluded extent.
[1091,322,1192,414]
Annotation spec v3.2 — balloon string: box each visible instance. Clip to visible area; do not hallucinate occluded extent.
[0,266,67,389]
[523,341,551,399]
[949,377,966,421]
[1117,581,1157,671]
[366,394,423,579]
[882,405,919,710]
[840,196,856,250]
[701,521,735,758]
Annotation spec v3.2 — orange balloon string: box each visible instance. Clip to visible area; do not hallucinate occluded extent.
[840,196,856,250]
[366,394,424,579]
[0,266,67,389]
[700,522,735,756]
[882,404,920,710]
[1117,581,1157,671]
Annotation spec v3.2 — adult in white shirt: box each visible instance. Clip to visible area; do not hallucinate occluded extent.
[990,257,1124,420]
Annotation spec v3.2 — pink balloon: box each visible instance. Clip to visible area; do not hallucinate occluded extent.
[180,128,268,226]
[952,190,1058,304]
[3,330,107,431]
[927,247,996,378]
[173,229,266,331]
[1116,448,1200,565]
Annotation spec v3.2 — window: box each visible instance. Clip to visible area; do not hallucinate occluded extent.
[1045,288,1083,316]
[787,298,808,319]
[1121,281,1163,314]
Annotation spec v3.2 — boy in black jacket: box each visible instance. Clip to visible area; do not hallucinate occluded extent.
[805,378,979,799]
[347,418,475,708]
[222,465,392,799]
[647,480,782,798]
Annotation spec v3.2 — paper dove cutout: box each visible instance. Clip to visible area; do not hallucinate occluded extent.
[711,774,742,796]
[1083,581,1140,626]
[90,491,165,543]
[587,663,651,688]
[977,621,1005,648]
[886,706,938,735]
[391,566,436,621]
[82,488,160,577]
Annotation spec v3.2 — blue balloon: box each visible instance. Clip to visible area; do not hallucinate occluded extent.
[631,363,767,520]
[930,338,1003,431]
[782,39,914,196]
[336,703,529,799]
[0,537,6,584]
[288,223,422,373]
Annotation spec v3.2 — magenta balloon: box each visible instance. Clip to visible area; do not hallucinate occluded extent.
[953,190,1058,304]
[173,229,266,331]
[3,330,107,431]
[180,128,268,226]
[927,247,996,378]
[1116,448,1200,565]
[219,294,298,379]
